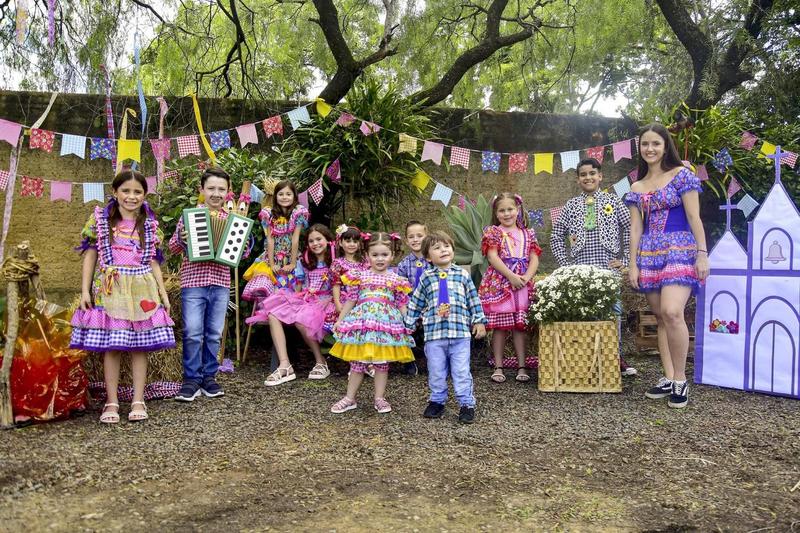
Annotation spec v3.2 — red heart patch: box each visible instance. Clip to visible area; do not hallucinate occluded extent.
[139,300,157,312]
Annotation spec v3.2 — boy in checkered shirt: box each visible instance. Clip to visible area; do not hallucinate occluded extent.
[169,168,240,401]
[405,231,487,424]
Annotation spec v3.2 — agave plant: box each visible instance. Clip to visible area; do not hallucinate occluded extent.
[443,194,493,286]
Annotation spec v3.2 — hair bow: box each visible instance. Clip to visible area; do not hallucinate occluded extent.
[389,232,401,241]
[360,231,372,241]
[224,191,236,202]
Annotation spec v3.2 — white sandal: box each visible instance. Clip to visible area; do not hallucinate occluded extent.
[265,365,296,387]
[308,363,330,380]
[128,401,148,422]
[100,403,120,424]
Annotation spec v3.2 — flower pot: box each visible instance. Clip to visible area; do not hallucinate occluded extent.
[538,321,621,393]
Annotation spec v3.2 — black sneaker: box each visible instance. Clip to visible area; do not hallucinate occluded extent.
[645,377,673,399]
[458,406,475,424]
[423,401,445,418]
[668,381,689,409]
[201,377,225,398]
[401,362,419,376]
[174,380,202,402]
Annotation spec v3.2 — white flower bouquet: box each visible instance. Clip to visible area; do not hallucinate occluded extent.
[529,265,621,324]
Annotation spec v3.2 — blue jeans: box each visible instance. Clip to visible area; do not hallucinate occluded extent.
[181,286,229,382]
[613,300,623,354]
[424,338,475,407]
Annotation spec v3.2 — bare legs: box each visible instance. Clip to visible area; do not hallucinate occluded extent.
[103,350,147,416]
[645,285,693,381]
[491,329,528,379]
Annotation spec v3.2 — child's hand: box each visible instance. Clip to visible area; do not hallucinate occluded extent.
[509,274,526,290]
[160,289,171,314]
[333,320,343,333]
[628,265,640,289]
[281,262,295,274]
[334,302,342,313]
[180,229,188,244]
[79,291,93,311]
[472,323,486,339]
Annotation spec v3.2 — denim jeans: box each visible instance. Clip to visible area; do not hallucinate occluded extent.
[181,286,230,382]
[613,299,623,354]
[424,338,475,407]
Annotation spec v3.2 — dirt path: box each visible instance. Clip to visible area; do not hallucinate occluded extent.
[1,354,798,532]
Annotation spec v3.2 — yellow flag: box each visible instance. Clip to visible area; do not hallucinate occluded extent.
[412,169,431,191]
[398,133,418,154]
[534,153,554,174]
[118,139,141,163]
[116,108,137,173]
[190,93,216,163]
[759,141,776,159]
[315,98,332,118]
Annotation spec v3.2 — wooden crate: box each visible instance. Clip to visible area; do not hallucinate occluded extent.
[635,310,695,351]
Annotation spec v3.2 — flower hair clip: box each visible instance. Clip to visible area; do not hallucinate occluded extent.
[335,224,349,237]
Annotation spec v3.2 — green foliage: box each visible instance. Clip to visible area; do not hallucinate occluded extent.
[442,195,493,287]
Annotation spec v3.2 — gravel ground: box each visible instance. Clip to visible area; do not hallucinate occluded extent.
[1,352,798,532]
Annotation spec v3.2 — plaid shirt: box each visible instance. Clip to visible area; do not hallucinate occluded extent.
[405,264,487,341]
[168,207,231,289]
[396,253,431,290]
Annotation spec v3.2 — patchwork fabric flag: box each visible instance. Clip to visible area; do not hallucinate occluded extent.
[560,150,579,171]
[150,138,171,162]
[160,170,178,182]
[145,176,158,195]
[412,169,431,191]
[315,98,332,118]
[60,134,86,158]
[359,121,381,136]
[0,170,9,191]
[335,113,355,127]
[586,146,604,164]
[176,135,201,158]
[326,158,341,183]
[628,168,639,181]
[549,206,564,225]
[712,148,733,172]
[696,164,709,181]
[236,124,259,147]
[118,139,141,162]
[250,184,264,204]
[612,177,631,197]
[449,146,471,169]
[612,140,632,162]
[209,130,231,151]
[83,182,105,203]
[528,209,544,227]
[298,190,309,208]
[509,153,528,174]
[287,106,311,130]
[50,181,71,202]
[740,131,757,150]
[308,179,324,205]
[29,128,55,152]
[421,141,444,165]
[534,153,554,174]
[737,193,759,218]
[781,150,798,168]
[727,176,742,198]
[398,133,418,154]
[262,116,283,138]
[481,151,501,173]
[759,141,776,159]
[20,176,44,197]
[0,119,22,147]
[430,182,453,206]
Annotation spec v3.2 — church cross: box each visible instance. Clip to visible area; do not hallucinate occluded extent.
[720,194,737,231]
[766,145,783,184]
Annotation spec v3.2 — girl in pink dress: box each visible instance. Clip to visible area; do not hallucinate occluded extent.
[479,193,541,383]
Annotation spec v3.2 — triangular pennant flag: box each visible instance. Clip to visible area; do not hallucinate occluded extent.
[176,135,201,158]
[412,169,431,191]
[20,176,44,197]
[758,141,776,159]
[781,150,798,168]
[209,130,231,151]
[549,206,564,225]
[727,176,742,198]
[298,190,309,208]
[335,113,355,127]
[421,141,444,165]
[534,153,554,174]
[236,123,259,147]
[29,128,55,152]
[145,176,158,195]
[430,182,453,206]
[586,146,604,164]
[481,151,501,173]
[287,106,311,130]
[262,116,283,138]
[509,153,528,173]
[0,119,22,147]
[712,148,733,172]
[326,158,341,183]
[612,140,632,162]
[612,177,631,197]
[359,121,381,136]
[315,98,332,118]
[59,134,86,158]
[740,131,757,150]
[737,193,759,218]
[118,139,141,162]
[696,164,709,181]
[398,133,417,154]
[160,170,178,182]
[83,182,105,203]
[628,168,639,182]
[150,138,171,161]
[50,181,72,202]
[250,184,264,204]
[0,170,9,191]
[528,209,544,227]
[449,146,471,169]
[90,138,115,160]
[560,150,579,171]
[308,179,324,205]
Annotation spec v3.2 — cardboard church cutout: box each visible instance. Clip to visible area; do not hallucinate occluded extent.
[695,146,800,399]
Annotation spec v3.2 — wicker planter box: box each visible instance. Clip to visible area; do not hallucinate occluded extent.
[538,321,621,393]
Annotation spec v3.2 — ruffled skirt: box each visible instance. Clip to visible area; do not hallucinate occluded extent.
[245,291,335,341]
[331,300,414,363]
[637,231,701,293]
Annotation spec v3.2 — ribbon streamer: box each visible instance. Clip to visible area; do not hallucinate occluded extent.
[48,0,55,45]
[190,93,216,163]
[16,0,28,44]
[155,97,169,176]
[134,32,148,171]
[0,145,22,259]
[99,65,116,171]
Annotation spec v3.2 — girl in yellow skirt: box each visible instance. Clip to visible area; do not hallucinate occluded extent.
[330,232,414,414]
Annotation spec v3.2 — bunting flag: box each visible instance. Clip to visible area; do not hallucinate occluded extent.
[20,176,44,198]
[727,176,742,198]
[59,134,86,158]
[117,139,141,163]
[298,190,309,208]
[412,169,431,191]
[759,141,776,159]
[430,182,453,206]
[115,108,136,173]
[250,184,264,204]
[560,150,579,171]
[740,131,757,150]
[586,146,604,164]
[712,148,733,172]
[627,168,639,181]
[89,138,114,160]
[287,106,311,130]
[549,205,564,225]
[262,116,283,138]
[509,153,528,173]
[534,153,554,174]
[50,181,72,202]
[0,119,22,147]
[781,150,798,168]
[449,146,470,169]
[83,183,105,204]
[236,124,259,147]
[308,179,324,204]
[696,164,709,181]
[336,113,355,127]
[326,158,341,183]
[737,193,759,218]
[421,141,444,165]
[209,130,231,151]
[161,170,178,182]
[528,209,544,227]
[145,176,158,195]
[29,128,55,152]
[176,135,202,158]
[398,133,417,154]
[612,140,632,162]
[612,177,631,197]
[150,138,171,162]
[481,151,501,173]
[315,98,332,118]
[359,121,381,136]
[0,170,9,191]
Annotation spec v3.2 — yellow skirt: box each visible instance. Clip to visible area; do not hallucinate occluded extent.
[243,261,276,282]
[329,342,414,364]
